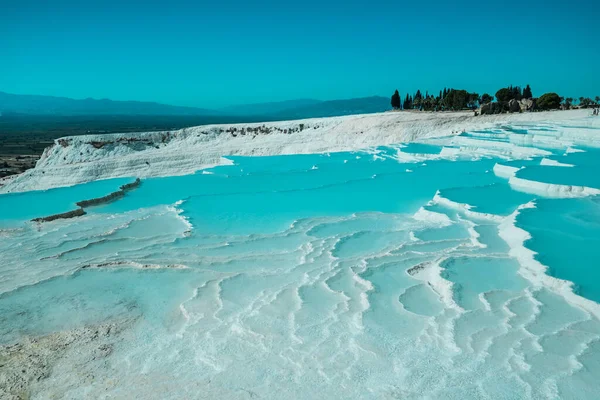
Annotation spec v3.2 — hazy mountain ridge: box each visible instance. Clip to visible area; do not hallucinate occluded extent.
[0,91,216,116]
[0,91,390,119]
[218,99,323,116]
[273,96,390,119]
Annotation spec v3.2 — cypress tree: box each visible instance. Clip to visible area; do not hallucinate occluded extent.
[391,90,401,109]
[513,86,522,100]
[523,84,532,99]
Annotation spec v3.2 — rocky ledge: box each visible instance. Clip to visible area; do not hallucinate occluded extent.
[31,208,85,223]
[480,98,536,115]
[76,178,141,208]
[31,178,141,223]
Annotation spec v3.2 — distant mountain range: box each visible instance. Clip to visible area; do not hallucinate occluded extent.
[218,99,323,116]
[271,96,391,119]
[0,91,390,120]
[220,96,390,119]
[0,91,215,116]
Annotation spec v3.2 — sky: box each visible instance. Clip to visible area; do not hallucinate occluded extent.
[1,0,599,108]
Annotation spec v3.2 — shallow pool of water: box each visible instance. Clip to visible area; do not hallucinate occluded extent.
[1,120,600,399]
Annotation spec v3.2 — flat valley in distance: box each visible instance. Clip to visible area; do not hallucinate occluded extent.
[0,114,268,178]
[0,93,391,178]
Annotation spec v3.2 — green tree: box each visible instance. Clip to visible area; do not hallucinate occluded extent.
[538,93,562,110]
[443,89,470,110]
[391,90,401,109]
[512,86,523,100]
[495,88,513,102]
[422,96,430,111]
[430,96,439,111]
[579,97,592,108]
[564,97,574,109]
[413,90,423,110]
[413,96,422,110]
[523,85,533,99]
[422,95,437,111]
[403,94,412,110]
[480,93,493,104]
[467,93,480,109]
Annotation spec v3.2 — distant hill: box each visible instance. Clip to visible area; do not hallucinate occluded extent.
[0,91,390,120]
[224,97,390,119]
[0,91,217,116]
[219,99,322,116]
[272,96,390,119]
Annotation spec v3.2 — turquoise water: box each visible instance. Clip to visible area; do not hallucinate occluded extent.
[1,120,600,399]
[517,165,600,189]
[0,177,131,227]
[440,183,534,215]
[399,142,443,154]
[518,196,600,302]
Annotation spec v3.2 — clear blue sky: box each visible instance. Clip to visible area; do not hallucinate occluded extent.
[1,0,599,108]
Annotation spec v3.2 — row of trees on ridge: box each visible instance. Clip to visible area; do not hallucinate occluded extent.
[391,88,481,112]
[391,84,599,112]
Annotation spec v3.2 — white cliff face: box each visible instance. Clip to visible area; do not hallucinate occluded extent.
[0,109,596,193]
[509,176,600,198]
